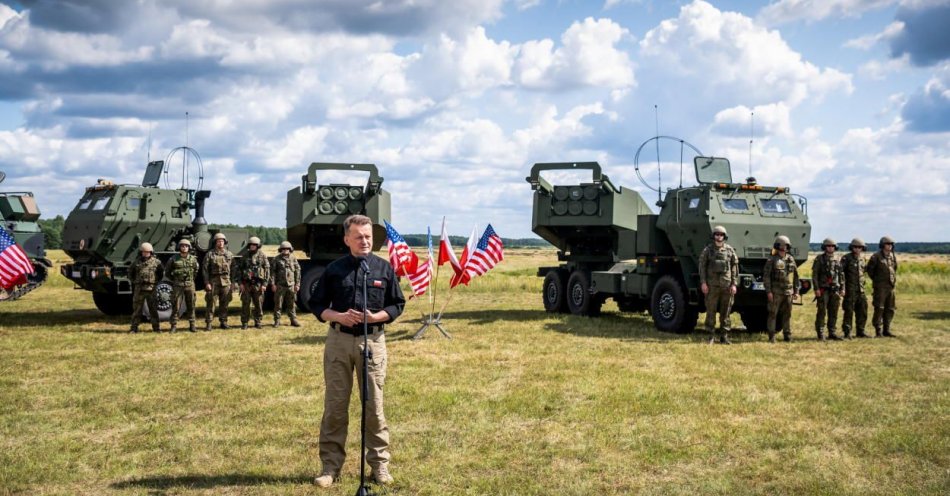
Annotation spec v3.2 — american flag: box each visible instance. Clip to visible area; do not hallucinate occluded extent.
[384,220,418,277]
[463,224,504,279]
[0,226,35,290]
[406,228,432,296]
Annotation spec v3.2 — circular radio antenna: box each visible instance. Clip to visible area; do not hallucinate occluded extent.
[162,146,204,191]
[633,135,702,194]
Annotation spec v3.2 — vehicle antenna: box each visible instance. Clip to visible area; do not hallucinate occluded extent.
[654,104,661,204]
[749,110,754,180]
[183,112,189,190]
[146,122,152,164]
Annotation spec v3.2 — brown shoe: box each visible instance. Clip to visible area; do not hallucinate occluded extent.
[291,319,302,327]
[371,465,393,485]
[314,474,334,488]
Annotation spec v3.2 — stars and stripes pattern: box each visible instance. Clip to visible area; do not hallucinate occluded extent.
[384,220,418,277]
[463,224,504,279]
[0,227,34,290]
[406,228,432,296]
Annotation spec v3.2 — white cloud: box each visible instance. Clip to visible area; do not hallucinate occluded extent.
[711,102,792,138]
[859,53,911,79]
[640,1,853,106]
[758,0,897,25]
[515,17,635,90]
[844,20,904,50]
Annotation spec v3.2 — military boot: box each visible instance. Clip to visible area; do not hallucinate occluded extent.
[783,332,792,342]
[828,330,843,341]
[882,327,896,338]
[205,321,213,331]
[273,317,280,328]
[874,327,883,338]
[241,321,248,330]
[129,325,139,334]
[169,323,177,333]
[370,465,393,486]
[254,320,262,329]
[843,328,852,340]
[220,320,230,330]
[290,318,302,328]
[189,321,197,333]
[152,324,161,333]
[856,330,870,338]
[768,332,776,343]
[720,333,732,345]
[817,329,826,341]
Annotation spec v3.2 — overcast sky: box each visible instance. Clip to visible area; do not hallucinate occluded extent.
[1,0,948,241]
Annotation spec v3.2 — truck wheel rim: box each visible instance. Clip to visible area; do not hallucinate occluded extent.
[659,293,675,319]
[571,283,584,306]
[155,282,174,312]
[546,282,558,303]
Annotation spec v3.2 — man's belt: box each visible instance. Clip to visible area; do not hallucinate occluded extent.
[331,322,384,336]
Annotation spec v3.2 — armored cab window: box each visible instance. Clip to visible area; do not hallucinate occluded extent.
[688,198,700,209]
[761,199,790,213]
[92,197,111,210]
[78,199,93,210]
[722,198,749,211]
[127,198,141,209]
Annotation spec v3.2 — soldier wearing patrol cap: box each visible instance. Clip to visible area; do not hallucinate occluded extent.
[129,242,163,333]
[698,225,739,344]
[237,236,269,329]
[812,237,844,341]
[165,238,199,332]
[202,232,235,330]
[866,235,899,337]
[269,241,301,327]
[763,235,799,343]
[840,237,869,339]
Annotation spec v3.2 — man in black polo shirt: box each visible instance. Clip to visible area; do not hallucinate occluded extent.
[310,214,405,488]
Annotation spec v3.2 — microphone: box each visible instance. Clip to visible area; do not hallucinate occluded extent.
[358,257,370,274]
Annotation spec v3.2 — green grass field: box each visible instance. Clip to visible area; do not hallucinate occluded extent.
[1,249,948,495]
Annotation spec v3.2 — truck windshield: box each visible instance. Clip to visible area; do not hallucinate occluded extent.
[761,199,790,213]
[722,198,749,211]
[92,197,111,210]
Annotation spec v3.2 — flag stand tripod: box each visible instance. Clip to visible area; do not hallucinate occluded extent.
[412,312,451,340]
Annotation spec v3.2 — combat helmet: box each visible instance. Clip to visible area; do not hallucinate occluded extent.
[213,232,227,242]
[822,237,837,249]
[712,225,728,240]
[879,235,895,248]
[279,241,293,251]
[773,235,791,250]
[849,237,866,250]
[178,238,192,249]
[140,242,154,253]
[248,236,261,246]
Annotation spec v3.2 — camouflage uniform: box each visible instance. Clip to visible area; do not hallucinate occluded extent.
[840,251,868,338]
[237,249,270,328]
[129,255,163,332]
[866,248,898,337]
[811,251,844,340]
[202,248,234,329]
[270,252,301,326]
[764,251,799,342]
[165,253,199,331]
[698,242,739,342]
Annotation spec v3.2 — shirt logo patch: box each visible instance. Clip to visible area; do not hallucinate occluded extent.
[373,280,383,288]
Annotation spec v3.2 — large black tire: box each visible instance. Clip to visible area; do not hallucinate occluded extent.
[93,291,133,316]
[566,270,602,316]
[542,271,568,313]
[296,265,326,313]
[739,307,769,332]
[142,281,184,322]
[650,275,698,333]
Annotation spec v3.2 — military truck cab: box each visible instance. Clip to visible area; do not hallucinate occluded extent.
[0,171,52,301]
[529,153,811,333]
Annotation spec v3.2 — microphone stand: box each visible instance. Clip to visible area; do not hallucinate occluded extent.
[355,258,375,496]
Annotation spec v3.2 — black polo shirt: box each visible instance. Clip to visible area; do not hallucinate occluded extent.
[309,253,405,324]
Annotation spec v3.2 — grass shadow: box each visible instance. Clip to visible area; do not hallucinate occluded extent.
[0,309,117,328]
[440,309,554,325]
[110,473,312,491]
[914,310,950,321]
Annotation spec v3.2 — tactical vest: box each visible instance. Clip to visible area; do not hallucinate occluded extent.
[767,254,796,294]
[273,255,300,287]
[812,253,842,289]
[702,244,737,287]
[133,256,162,289]
[240,251,269,283]
[169,254,197,286]
[868,251,897,288]
[841,253,866,293]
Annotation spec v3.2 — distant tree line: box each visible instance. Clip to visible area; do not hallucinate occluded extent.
[810,242,950,254]
[209,224,287,245]
[401,234,550,249]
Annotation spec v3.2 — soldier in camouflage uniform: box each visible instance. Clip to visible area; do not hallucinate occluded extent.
[165,238,199,332]
[698,225,739,344]
[270,240,301,327]
[763,235,799,343]
[812,238,844,341]
[129,242,163,333]
[237,236,270,329]
[866,235,898,337]
[840,237,869,339]
[203,232,235,330]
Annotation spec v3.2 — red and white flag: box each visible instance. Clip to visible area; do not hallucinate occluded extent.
[384,220,418,277]
[438,218,461,273]
[0,227,34,290]
[450,224,478,288]
[408,259,431,296]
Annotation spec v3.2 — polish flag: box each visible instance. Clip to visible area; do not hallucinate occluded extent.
[450,224,478,288]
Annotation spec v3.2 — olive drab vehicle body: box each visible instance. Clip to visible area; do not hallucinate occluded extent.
[286,162,391,311]
[528,154,811,333]
[61,159,249,318]
[0,171,53,301]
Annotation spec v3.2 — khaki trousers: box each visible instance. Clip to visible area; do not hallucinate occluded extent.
[320,327,389,476]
